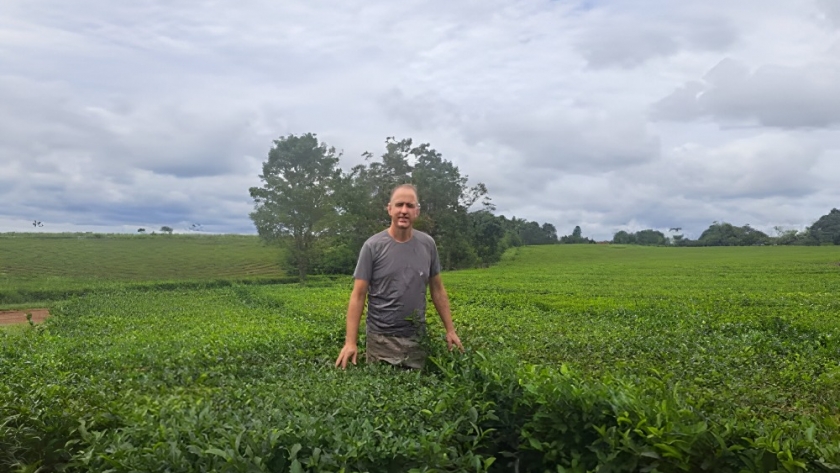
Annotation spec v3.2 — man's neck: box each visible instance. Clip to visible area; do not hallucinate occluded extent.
[388,226,413,243]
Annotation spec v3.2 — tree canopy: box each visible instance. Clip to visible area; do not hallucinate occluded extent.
[249,133,341,281]
[559,225,596,244]
[250,134,837,281]
[250,135,557,280]
[808,208,840,245]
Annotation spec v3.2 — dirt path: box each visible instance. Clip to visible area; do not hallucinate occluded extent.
[0,309,50,326]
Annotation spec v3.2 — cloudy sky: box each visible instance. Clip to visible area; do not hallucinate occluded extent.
[2,0,839,239]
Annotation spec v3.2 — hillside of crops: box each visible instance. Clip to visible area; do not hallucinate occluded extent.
[0,233,287,305]
[2,245,840,472]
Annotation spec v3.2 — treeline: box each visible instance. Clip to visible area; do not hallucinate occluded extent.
[613,209,840,246]
[249,134,557,280]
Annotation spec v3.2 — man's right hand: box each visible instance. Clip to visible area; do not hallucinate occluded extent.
[335,343,358,369]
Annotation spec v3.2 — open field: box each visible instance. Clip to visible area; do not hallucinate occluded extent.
[2,242,840,471]
[0,233,288,305]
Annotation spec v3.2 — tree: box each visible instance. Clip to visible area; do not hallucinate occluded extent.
[137,228,146,233]
[560,225,595,244]
[249,133,342,281]
[635,229,667,246]
[411,141,487,269]
[808,208,840,245]
[612,230,634,244]
[697,222,769,246]
[468,210,506,265]
[612,229,667,245]
[520,220,554,245]
[160,226,173,234]
[332,137,489,271]
[541,223,558,243]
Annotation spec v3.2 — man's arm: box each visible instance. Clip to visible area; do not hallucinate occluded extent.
[335,279,369,369]
[429,274,464,352]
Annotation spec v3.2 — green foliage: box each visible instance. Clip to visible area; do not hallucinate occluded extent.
[514,220,558,245]
[256,135,558,274]
[250,133,342,281]
[2,245,840,471]
[0,234,285,305]
[808,208,840,245]
[697,222,770,246]
[468,211,508,264]
[330,137,495,271]
[612,229,667,246]
[560,225,596,244]
[613,230,633,244]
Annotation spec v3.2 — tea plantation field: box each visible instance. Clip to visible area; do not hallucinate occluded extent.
[2,243,840,472]
[0,233,288,306]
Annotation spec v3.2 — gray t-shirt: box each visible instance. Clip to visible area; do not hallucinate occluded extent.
[354,230,441,337]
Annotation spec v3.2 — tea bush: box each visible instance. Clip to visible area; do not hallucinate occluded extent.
[2,245,840,471]
[0,234,286,304]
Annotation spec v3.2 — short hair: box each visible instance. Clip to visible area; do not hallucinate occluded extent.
[389,183,418,203]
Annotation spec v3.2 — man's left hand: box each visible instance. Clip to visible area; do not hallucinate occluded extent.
[445,331,464,352]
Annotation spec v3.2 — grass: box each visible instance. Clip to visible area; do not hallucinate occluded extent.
[1,241,839,471]
[0,233,286,305]
[0,324,31,334]
[444,245,840,420]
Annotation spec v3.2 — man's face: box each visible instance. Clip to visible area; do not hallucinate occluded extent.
[388,188,419,230]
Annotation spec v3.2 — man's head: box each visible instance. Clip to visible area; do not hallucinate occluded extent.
[388,184,420,230]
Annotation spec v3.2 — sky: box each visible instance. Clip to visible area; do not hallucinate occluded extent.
[2,0,839,240]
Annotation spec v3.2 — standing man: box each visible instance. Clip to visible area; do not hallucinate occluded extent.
[335,184,463,369]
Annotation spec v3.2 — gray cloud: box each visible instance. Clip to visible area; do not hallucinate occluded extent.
[652,58,840,128]
[0,76,265,178]
[383,90,661,173]
[467,111,661,172]
[1,0,838,241]
[381,89,462,131]
[576,28,680,69]
[574,14,737,69]
[659,133,824,200]
[816,0,840,27]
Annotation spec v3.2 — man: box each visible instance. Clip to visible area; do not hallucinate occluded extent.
[335,184,464,369]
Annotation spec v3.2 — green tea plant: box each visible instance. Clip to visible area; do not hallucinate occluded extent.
[0,234,288,305]
[1,245,839,471]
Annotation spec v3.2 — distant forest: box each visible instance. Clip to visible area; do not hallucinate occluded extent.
[249,133,839,280]
[609,208,840,247]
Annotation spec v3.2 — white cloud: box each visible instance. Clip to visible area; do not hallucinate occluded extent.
[574,12,738,69]
[653,58,840,128]
[816,0,840,28]
[1,0,839,241]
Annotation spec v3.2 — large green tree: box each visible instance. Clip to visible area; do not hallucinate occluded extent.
[249,133,341,281]
[333,137,490,270]
[467,210,506,265]
[808,208,840,245]
[697,222,769,246]
[411,142,489,269]
[635,229,667,246]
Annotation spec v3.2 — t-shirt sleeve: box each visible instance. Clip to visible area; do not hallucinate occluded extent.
[353,242,374,281]
[429,239,441,278]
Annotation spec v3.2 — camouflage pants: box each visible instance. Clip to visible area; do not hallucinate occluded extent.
[365,331,426,369]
